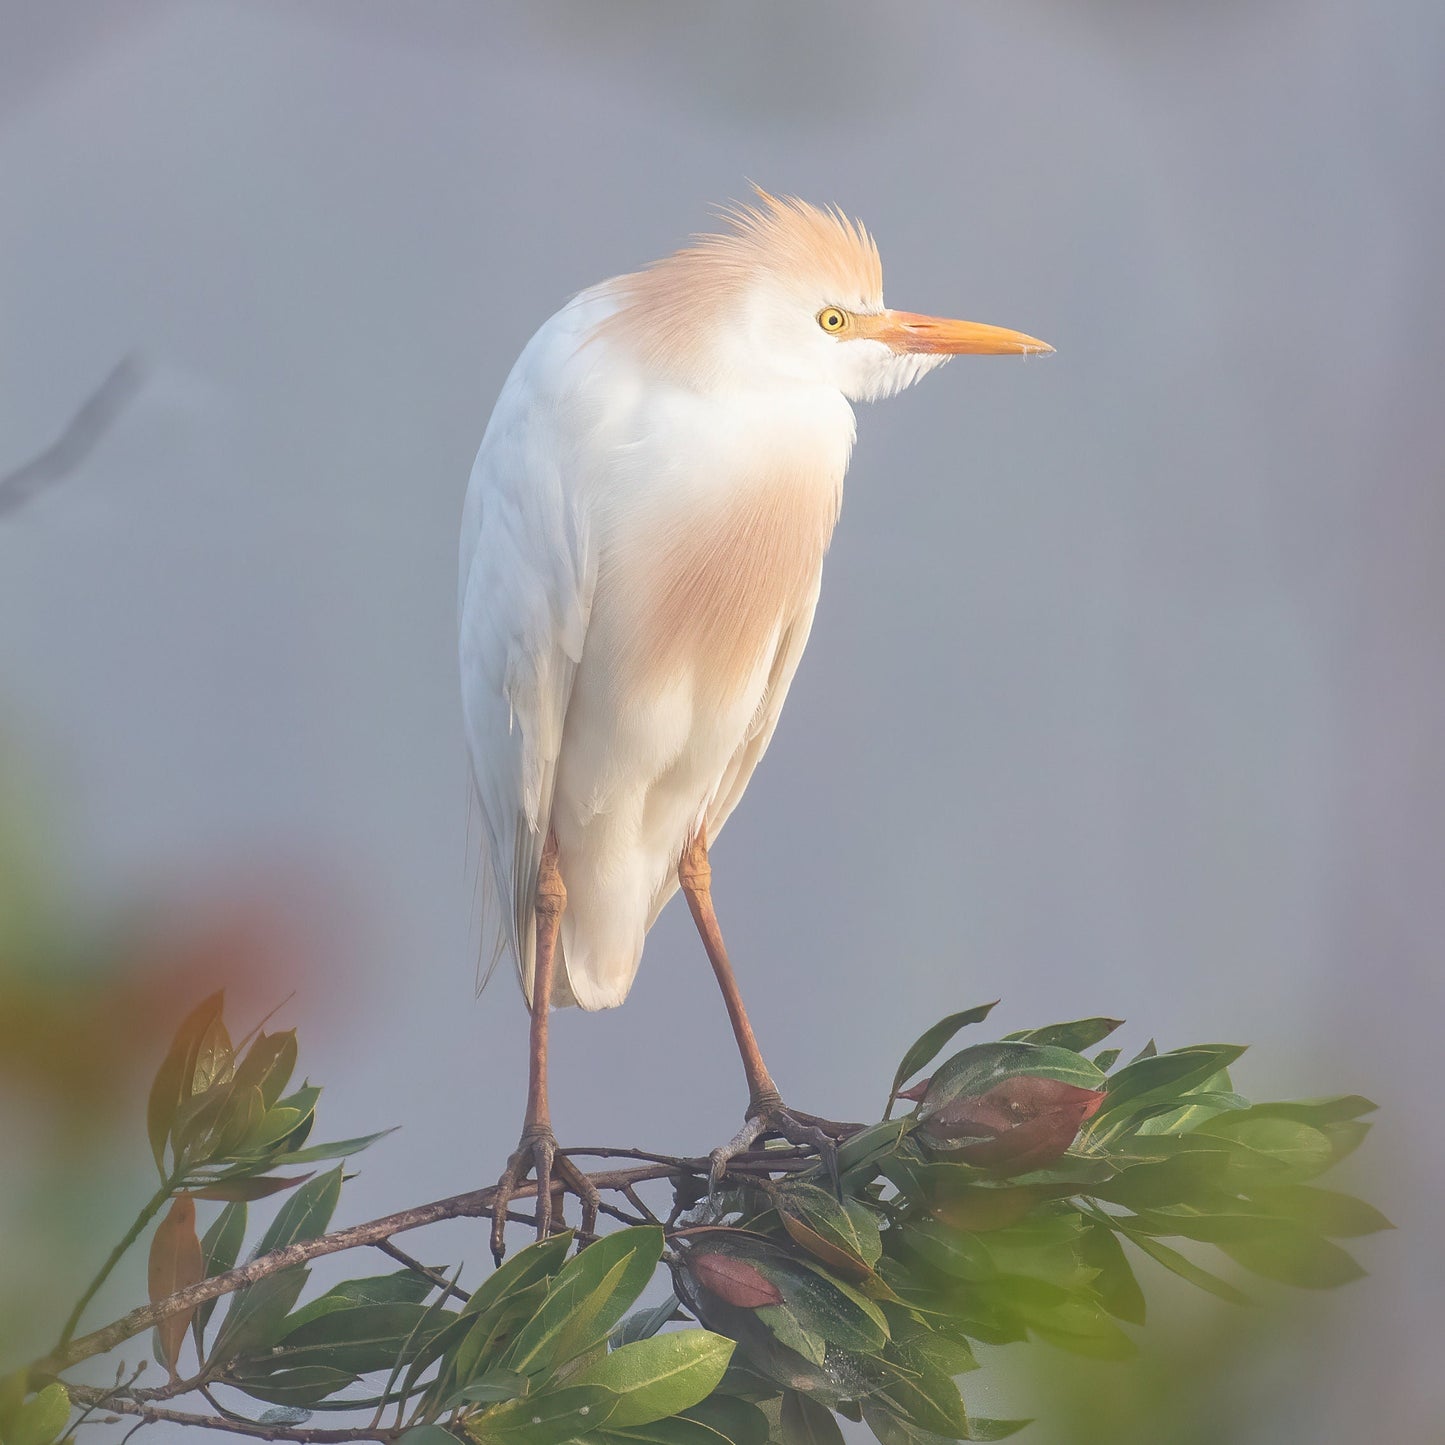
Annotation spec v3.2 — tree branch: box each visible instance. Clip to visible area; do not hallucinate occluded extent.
[371,1240,471,1304]
[34,1157,776,1378]
[0,357,144,519]
[64,1386,396,1444]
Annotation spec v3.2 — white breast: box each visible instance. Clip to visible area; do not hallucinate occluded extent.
[461,288,857,1010]
[554,361,854,1006]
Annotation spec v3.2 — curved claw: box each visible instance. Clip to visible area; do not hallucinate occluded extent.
[490,1128,603,1264]
[554,1152,602,1241]
[490,1126,556,1265]
[709,1102,842,1198]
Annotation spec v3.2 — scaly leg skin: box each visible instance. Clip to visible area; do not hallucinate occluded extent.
[677,828,843,1193]
[490,833,600,1264]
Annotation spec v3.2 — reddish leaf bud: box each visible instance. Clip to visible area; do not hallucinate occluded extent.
[918,1075,1105,1174]
[687,1251,784,1308]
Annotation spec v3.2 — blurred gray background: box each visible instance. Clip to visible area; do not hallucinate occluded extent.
[2,2,1442,1440]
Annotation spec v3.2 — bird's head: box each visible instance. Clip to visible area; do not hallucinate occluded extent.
[600,189,1051,401]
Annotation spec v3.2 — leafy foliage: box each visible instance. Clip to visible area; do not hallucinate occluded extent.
[22,999,1388,1445]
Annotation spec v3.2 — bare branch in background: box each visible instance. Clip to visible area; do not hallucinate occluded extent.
[0,355,144,519]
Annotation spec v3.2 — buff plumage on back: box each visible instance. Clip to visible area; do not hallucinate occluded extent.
[597,190,884,386]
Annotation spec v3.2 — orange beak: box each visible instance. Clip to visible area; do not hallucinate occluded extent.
[858,309,1053,356]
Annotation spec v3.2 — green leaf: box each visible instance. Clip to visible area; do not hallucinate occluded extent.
[756,1305,826,1366]
[254,1164,344,1255]
[172,1081,239,1173]
[467,1384,620,1444]
[838,1120,912,1185]
[1089,1046,1247,1131]
[238,1084,320,1154]
[1245,1183,1393,1238]
[1248,1095,1377,1125]
[400,1429,463,1445]
[270,1129,398,1166]
[780,1389,845,1445]
[1092,1048,1121,1072]
[1219,1233,1366,1289]
[1320,1119,1371,1166]
[1015,1018,1124,1052]
[886,1004,1000,1116]
[860,1403,943,1445]
[148,992,226,1173]
[570,1331,734,1427]
[8,1385,71,1445]
[963,1421,1030,1441]
[680,1396,771,1445]
[593,1429,712,1445]
[1035,1302,1137,1359]
[896,1219,994,1282]
[613,1292,682,1346]
[258,1301,454,1375]
[698,1240,890,1356]
[1191,1114,1334,1180]
[775,1183,883,1276]
[191,1013,237,1093]
[1093,1151,1234,1210]
[862,1403,1029,1444]
[879,1358,972,1437]
[791,1257,890,1343]
[431,1280,550,1412]
[505,1226,664,1376]
[1122,1230,1251,1306]
[881,1305,978,1377]
[241,1106,307,1154]
[195,1200,248,1345]
[225,1364,359,1408]
[1133,1091,1250,1136]
[452,1369,528,1405]
[1078,1221,1145,1324]
[594,1419,742,1445]
[283,1269,434,1331]
[210,1085,268,1163]
[211,1270,310,1367]
[233,1030,299,1109]
[463,1230,574,1320]
[1122,1205,1296,1245]
[211,1166,343,1361]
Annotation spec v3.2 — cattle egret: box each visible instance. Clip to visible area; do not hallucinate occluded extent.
[459,190,1051,1257]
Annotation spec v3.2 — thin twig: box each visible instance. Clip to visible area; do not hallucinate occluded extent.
[621,1183,662,1224]
[55,1181,173,1351]
[0,357,144,519]
[371,1241,471,1304]
[594,1198,650,1229]
[35,1163,689,1376]
[63,1387,395,1444]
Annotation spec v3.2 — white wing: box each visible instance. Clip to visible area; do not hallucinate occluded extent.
[459,296,606,1003]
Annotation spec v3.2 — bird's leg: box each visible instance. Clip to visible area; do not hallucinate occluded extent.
[677,827,842,1190]
[490,833,599,1264]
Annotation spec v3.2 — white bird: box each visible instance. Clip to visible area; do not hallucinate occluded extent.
[459,190,1051,1256]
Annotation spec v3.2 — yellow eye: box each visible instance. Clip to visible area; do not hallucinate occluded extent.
[817,307,849,334]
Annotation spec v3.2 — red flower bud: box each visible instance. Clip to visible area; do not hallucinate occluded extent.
[687,1251,784,1308]
[918,1074,1105,1174]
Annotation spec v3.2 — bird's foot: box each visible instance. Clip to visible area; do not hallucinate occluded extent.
[490,1123,600,1265]
[708,1090,848,1196]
